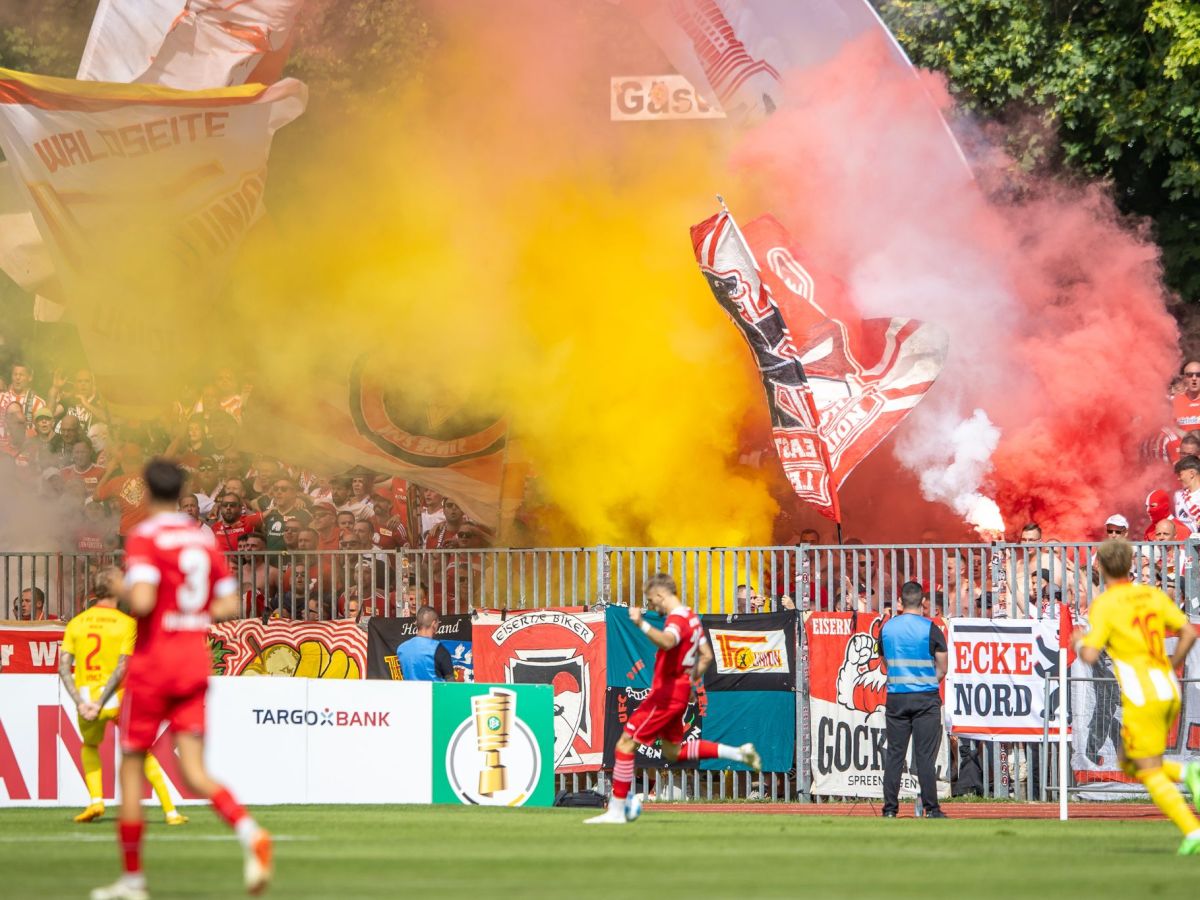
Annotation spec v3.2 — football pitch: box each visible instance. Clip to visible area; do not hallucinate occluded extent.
[1,804,1196,899]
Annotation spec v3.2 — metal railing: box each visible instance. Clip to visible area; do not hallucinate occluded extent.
[4,541,1197,805]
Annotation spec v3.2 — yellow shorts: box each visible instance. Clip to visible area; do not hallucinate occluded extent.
[78,706,119,746]
[1120,696,1181,760]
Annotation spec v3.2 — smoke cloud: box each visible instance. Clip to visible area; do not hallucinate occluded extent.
[731,33,1179,539]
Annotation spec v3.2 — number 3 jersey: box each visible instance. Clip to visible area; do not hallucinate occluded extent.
[123,511,236,684]
[650,606,704,700]
[1081,582,1189,706]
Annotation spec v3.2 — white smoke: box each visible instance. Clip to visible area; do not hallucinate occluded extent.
[893,406,1000,522]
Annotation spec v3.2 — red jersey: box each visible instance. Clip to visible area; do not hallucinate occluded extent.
[62,463,106,493]
[124,511,236,683]
[650,606,704,697]
[211,511,264,552]
[1175,392,1200,435]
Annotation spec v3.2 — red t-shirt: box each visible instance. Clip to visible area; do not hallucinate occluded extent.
[124,512,235,684]
[95,474,150,536]
[211,512,265,552]
[649,606,703,700]
[1174,392,1200,435]
[62,464,106,493]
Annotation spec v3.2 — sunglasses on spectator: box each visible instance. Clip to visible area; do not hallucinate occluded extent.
[221,501,240,508]
[1106,527,1127,534]
[1187,372,1200,378]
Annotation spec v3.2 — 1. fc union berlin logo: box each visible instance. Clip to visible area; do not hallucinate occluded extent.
[445,688,543,807]
[347,350,506,467]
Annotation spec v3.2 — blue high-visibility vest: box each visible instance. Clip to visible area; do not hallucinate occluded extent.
[880,614,939,694]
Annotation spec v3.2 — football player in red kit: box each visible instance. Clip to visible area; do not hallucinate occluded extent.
[91,459,272,900]
[586,573,761,824]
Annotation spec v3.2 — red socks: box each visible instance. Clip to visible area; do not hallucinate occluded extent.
[612,750,635,800]
[118,820,143,875]
[678,740,720,761]
[211,785,247,828]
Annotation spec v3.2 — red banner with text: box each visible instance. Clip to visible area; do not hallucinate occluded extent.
[0,624,66,674]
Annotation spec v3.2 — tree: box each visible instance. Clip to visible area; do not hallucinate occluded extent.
[879,1,1200,302]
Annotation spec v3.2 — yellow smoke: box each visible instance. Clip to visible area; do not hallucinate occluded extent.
[228,6,779,547]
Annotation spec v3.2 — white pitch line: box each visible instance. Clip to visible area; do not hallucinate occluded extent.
[0,834,315,843]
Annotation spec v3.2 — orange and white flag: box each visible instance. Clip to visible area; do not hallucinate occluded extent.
[0,69,306,409]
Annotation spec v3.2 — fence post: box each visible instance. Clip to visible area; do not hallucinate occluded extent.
[797,608,811,801]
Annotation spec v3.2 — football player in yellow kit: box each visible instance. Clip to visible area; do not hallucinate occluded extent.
[1074,540,1200,854]
[58,568,186,825]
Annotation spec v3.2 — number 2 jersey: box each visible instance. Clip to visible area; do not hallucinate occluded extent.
[649,606,703,703]
[61,604,136,709]
[123,511,236,687]
[1081,582,1188,706]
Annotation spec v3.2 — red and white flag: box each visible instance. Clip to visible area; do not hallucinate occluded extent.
[693,207,946,521]
[78,0,306,89]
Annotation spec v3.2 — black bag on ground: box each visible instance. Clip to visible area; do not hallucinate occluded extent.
[553,790,606,808]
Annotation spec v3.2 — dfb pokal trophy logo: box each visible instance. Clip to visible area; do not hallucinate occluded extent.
[446,687,542,806]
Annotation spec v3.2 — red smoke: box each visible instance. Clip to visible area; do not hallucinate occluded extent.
[730,33,1178,541]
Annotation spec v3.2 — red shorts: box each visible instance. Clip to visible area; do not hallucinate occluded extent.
[624,693,691,746]
[119,676,207,753]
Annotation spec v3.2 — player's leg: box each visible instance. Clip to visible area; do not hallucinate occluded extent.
[881,698,913,817]
[1123,700,1200,854]
[675,738,761,770]
[75,713,109,823]
[175,731,272,893]
[585,731,638,824]
[142,752,186,825]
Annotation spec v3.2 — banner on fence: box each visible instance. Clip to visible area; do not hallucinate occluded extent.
[473,609,605,772]
[0,624,66,674]
[365,614,473,682]
[604,607,795,771]
[806,612,949,798]
[946,618,1066,739]
[1071,624,1200,796]
[431,682,555,807]
[208,619,366,678]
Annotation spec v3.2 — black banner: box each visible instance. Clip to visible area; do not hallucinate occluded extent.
[700,610,797,692]
[365,614,473,681]
[601,686,704,769]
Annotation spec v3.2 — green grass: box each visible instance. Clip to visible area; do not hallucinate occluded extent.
[1,804,1197,899]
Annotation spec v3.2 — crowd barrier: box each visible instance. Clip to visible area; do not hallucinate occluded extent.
[3,543,1199,805]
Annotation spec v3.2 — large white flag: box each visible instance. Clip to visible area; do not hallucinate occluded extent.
[78,0,306,88]
[0,69,306,408]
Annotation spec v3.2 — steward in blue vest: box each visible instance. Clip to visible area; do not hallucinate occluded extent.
[878,581,948,818]
[396,606,455,681]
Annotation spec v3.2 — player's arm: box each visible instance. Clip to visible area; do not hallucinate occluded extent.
[627,606,678,650]
[93,654,128,713]
[692,638,714,683]
[1161,597,1197,669]
[209,547,241,621]
[57,649,85,708]
[123,534,161,617]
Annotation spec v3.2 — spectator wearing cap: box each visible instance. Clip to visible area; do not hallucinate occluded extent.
[311,502,342,550]
[1174,456,1200,533]
[1175,361,1200,436]
[1103,515,1129,541]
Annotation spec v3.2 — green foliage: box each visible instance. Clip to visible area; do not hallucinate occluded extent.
[0,1,95,78]
[880,0,1200,301]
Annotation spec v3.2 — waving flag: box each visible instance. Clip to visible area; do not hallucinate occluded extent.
[0,69,306,409]
[693,206,947,521]
[78,0,306,88]
[692,206,841,520]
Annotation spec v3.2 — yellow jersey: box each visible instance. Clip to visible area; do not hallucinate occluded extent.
[62,604,136,705]
[1081,582,1188,707]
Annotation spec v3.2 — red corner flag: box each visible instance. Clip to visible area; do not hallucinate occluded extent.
[1059,602,1075,662]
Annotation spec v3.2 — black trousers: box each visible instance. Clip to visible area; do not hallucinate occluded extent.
[882,691,942,815]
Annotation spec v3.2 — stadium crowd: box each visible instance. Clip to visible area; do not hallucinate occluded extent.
[3,360,1200,622]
